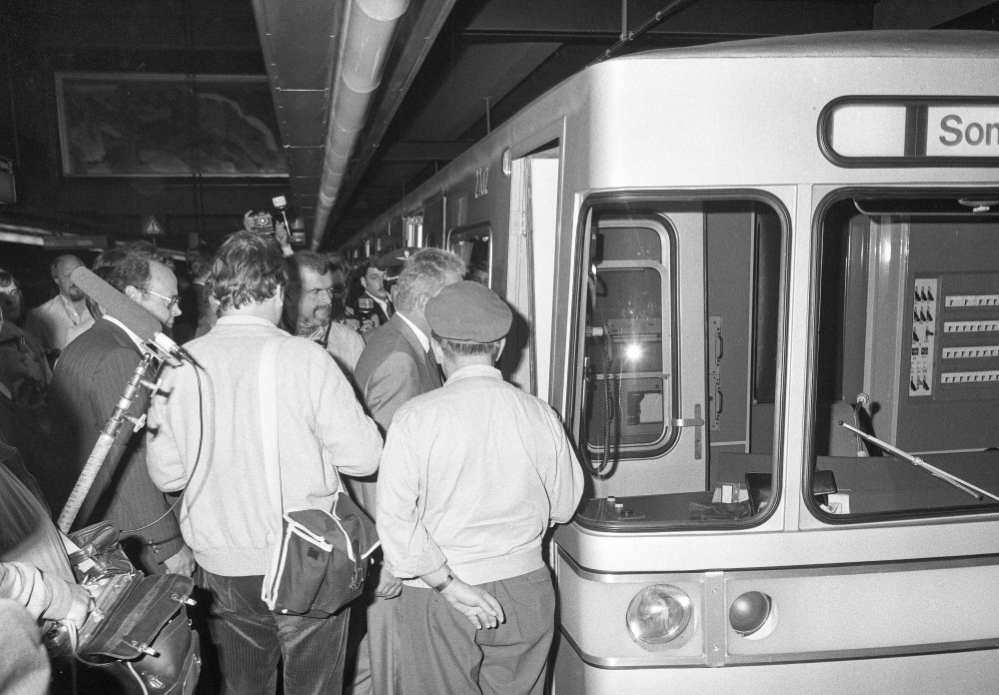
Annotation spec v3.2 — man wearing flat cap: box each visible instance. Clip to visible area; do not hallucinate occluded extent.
[377,281,585,695]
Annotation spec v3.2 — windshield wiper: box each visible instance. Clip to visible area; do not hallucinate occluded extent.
[838,421,999,503]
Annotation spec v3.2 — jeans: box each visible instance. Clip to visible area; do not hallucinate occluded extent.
[199,569,349,695]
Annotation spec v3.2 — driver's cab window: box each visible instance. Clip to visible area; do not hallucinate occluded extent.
[811,194,999,520]
[574,199,785,530]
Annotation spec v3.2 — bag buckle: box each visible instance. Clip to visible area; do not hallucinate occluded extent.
[348,539,364,590]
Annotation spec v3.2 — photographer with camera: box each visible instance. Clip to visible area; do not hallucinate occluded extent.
[346,258,393,334]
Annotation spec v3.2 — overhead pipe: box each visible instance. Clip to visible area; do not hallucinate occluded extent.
[312,0,410,249]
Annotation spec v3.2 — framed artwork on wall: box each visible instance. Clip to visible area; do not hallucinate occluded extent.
[55,72,288,177]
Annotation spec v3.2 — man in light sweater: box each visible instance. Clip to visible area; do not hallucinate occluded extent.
[147,231,382,695]
[377,281,584,695]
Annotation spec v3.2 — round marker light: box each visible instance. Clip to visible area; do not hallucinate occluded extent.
[729,591,775,638]
[626,585,692,645]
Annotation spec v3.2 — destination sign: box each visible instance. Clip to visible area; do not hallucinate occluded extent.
[926,107,999,157]
[823,100,999,164]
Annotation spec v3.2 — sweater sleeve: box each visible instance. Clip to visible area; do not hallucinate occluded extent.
[309,346,382,478]
[0,561,78,622]
[146,362,195,493]
[376,410,447,578]
[543,406,586,525]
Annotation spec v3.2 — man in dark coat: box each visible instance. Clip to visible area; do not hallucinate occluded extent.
[46,247,192,576]
[348,247,465,695]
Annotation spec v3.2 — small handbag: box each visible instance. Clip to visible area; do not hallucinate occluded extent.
[257,336,379,617]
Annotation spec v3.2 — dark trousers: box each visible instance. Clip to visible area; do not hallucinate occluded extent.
[397,567,555,695]
[200,569,350,695]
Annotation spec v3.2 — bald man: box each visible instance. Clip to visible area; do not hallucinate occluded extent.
[24,255,95,359]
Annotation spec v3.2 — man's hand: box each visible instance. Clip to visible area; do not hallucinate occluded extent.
[275,221,294,257]
[65,583,92,630]
[374,565,403,599]
[163,545,196,576]
[440,578,505,630]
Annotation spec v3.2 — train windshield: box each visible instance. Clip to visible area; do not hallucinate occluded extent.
[810,192,999,520]
[572,196,786,530]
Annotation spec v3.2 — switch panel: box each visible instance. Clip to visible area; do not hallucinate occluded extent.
[909,278,938,396]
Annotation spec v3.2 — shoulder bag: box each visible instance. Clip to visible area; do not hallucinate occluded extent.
[258,336,379,617]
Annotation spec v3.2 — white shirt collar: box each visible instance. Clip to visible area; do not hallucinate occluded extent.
[397,312,429,352]
[447,363,502,384]
[366,291,390,313]
[216,315,279,328]
[103,315,147,352]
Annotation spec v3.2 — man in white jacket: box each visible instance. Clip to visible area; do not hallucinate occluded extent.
[377,281,584,695]
[147,231,382,695]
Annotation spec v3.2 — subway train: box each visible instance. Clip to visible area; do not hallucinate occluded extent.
[343,31,999,693]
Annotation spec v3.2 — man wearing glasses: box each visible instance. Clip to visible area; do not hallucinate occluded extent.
[45,245,194,577]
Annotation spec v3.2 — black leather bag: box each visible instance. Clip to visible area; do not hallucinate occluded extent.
[54,522,201,694]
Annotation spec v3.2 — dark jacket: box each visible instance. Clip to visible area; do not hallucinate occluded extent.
[47,318,184,573]
[351,314,442,513]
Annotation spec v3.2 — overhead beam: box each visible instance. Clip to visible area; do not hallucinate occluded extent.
[463,0,876,39]
[874,0,996,29]
[381,141,475,162]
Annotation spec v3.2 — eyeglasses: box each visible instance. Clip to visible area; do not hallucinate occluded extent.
[145,289,180,310]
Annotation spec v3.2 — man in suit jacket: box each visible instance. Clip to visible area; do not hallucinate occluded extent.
[47,247,192,576]
[350,247,465,695]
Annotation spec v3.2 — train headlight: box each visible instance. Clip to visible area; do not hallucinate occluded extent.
[626,585,692,645]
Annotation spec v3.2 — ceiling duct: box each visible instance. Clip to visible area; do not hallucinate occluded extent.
[312,0,409,249]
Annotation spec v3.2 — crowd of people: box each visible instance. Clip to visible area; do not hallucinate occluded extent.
[0,225,584,695]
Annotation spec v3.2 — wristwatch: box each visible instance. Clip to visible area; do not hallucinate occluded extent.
[432,573,454,593]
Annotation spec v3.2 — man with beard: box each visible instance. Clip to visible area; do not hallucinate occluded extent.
[47,246,193,576]
[25,255,95,360]
[284,251,365,375]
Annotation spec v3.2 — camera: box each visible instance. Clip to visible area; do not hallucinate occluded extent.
[243,210,274,234]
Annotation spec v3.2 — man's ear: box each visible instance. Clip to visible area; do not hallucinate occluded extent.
[430,337,445,363]
[495,337,506,361]
[124,285,143,303]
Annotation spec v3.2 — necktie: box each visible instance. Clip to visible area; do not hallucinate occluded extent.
[426,349,443,388]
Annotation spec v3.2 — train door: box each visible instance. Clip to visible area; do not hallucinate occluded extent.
[578,204,707,496]
[506,145,560,395]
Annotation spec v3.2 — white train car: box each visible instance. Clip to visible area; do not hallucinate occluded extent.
[347,31,999,692]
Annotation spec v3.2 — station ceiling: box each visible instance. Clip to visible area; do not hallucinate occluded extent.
[2,0,998,253]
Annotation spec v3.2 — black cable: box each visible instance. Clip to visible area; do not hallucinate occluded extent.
[581,355,617,480]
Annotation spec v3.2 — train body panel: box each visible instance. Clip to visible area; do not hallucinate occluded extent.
[348,30,999,692]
